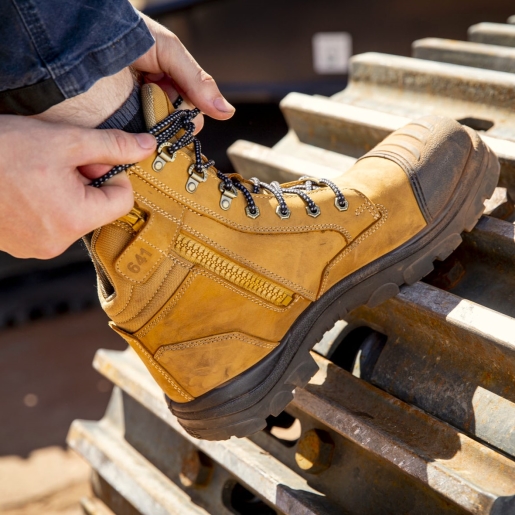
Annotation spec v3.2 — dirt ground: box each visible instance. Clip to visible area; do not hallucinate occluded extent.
[0,309,126,514]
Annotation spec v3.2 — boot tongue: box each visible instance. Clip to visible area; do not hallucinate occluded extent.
[141,83,174,130]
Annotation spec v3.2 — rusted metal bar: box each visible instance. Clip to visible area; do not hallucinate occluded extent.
[292,354,515,514]
[70,386,296,515]
[227,138,350,184]
[280,92,404,156]
[74,342,515,514]
[468,22,515,48]
[331,52,515,141]
[80,347,338,515]
[413,38,515,73]
[279,92,515,197]
[230,90,515,202]
[336,278,515,458]
[68,391,211,515]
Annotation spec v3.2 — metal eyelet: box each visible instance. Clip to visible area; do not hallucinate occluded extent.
[306,205,321,218]
[335,197,349,211]
[185,164,207,193]
[219,182,238,210]
[245,206,260,219]
[152,142,176,172]
[276,205,291,219]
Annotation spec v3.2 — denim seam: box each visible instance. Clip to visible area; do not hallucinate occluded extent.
[51,17,149,81]
[9,2,154,100]
[11,0,60,78]
[52,18,154,98]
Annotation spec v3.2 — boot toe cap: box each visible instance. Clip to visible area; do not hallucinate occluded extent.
[363,115,474,222]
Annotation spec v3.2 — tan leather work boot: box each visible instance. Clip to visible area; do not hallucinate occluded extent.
[88,84,499,440]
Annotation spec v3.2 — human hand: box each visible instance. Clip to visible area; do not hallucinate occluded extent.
[0,116,156,259]
[133,13,235,134]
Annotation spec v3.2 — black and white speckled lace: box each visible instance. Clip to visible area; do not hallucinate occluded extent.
[91,97,348,218]
[91,96,190,187]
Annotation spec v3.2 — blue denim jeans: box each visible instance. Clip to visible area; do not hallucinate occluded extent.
[0,0,155,115]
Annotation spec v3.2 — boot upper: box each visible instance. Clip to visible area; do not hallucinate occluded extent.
[90,84,477,402]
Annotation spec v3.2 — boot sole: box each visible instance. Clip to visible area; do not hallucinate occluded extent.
[169,135,500,441]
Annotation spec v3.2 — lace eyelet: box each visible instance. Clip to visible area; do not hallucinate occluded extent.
[95,101,349,226]
[307,205,321,218]
[335,197,349,211]
[185,164,207,193]
[276,205,291,219]
[246,206,260,219]
[219,182,238,211]
[152,143,176,172]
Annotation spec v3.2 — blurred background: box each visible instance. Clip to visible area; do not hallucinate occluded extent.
[1,0,514,513]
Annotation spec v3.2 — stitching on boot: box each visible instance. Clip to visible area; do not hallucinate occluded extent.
[133,167,355,238]
[364,151,431,222]
[135,266,292,340]
[180,225,317,300]
[134,191,186,224]
[355,197,381,219]
[124,332,192,400]
[319,204,388,295]
[154,333,277,359]
[109,285,134,318]
[174,234,294,307]
[113,220,136,234]
[193,268,301,312]
[115,214,177,284]
[135,190,346,294]
[91,227,117,299]
[136,273,197,338]
[117,259,190,325]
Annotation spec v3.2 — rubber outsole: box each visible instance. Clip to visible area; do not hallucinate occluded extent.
[169,137,500,441]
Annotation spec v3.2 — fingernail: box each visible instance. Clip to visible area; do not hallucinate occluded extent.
[135,133,156,149]
[214,96,235,113]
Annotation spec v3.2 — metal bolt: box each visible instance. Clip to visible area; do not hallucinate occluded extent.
[295,428,335,474]
[179,450,213,487]
[426,254,466,290]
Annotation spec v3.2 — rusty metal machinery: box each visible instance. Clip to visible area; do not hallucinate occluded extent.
[69,17,515,515]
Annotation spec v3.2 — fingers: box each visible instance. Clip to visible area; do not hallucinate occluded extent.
[135,15,235,121]
[82,173,134,230]
[78,164,114,180]
[173,90,205,135]
[161,37,234,120]
[0,116,141,260]
[71,127,156,167]
[144,71,177,97]
[143,73,204,134]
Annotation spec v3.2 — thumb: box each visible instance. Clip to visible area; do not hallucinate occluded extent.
[72,127,156,167]
[81,173,135,232]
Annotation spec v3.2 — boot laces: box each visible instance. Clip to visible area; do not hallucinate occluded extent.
[92,97,348,218]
